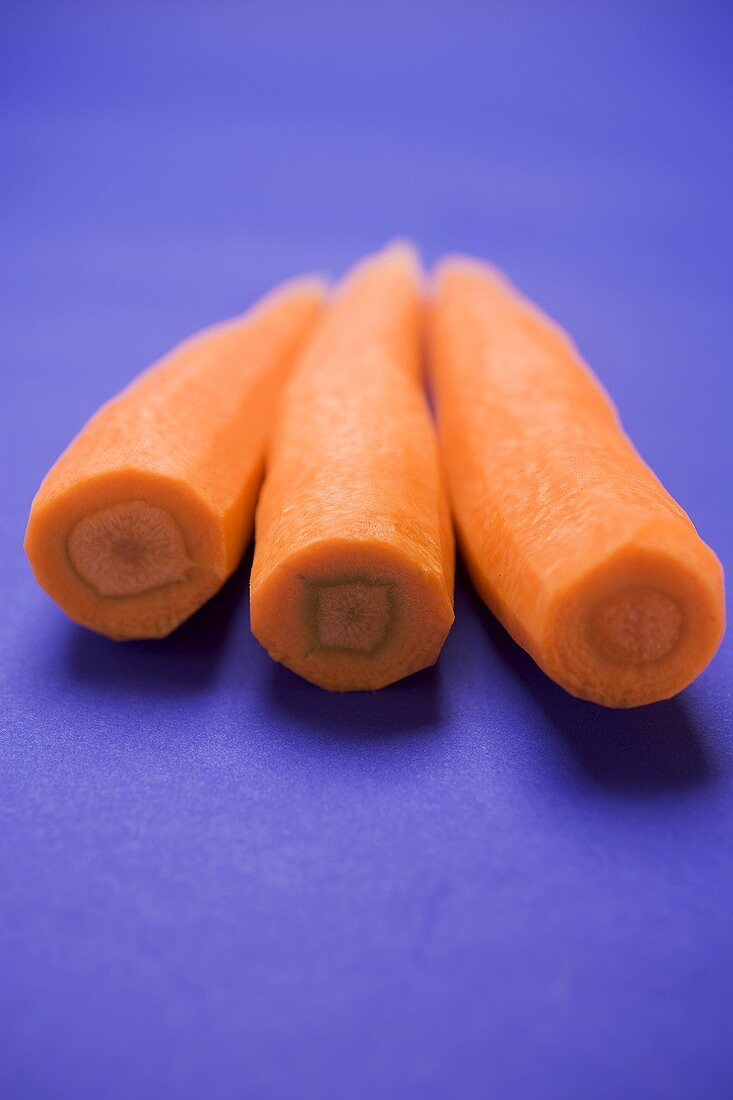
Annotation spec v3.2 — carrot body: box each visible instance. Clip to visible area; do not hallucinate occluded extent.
[25,278,325,639]
[429,257,724,707]
[250,245,455,691]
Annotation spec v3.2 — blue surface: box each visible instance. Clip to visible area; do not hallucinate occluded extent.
[2,2,733,1097]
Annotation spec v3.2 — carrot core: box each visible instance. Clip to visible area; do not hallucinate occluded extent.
[67,500,192,598]
[305,576,395,654]
[588,585,683,665]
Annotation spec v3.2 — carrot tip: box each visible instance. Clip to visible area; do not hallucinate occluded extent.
[431,254,512,296]
[353,240,423,284]
[383,236,420,259]
[277,273,330,293]
[66,500,193,598]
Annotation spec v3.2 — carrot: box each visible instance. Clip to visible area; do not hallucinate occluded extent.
[428,256,725,708]
[25,278,325,640]
[250,244,455,691]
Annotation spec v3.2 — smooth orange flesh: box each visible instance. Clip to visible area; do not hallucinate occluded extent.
[250,245,455,691]
[429,257,725,707]
[25,278,325,639]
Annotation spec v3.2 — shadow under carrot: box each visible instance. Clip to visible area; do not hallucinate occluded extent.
[266,659,446,742]
[462,564,717,792]
[62,555,250,698]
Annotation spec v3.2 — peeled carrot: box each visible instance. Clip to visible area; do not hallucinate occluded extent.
[429,256,724,707]
[250,244,455,691]
[25,278,325,640]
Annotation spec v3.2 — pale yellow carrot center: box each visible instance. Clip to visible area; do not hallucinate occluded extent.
[589,585,683,665]
[308,578,395,654]
[67,500,193,598]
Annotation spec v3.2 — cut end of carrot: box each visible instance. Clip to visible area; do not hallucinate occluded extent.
[544,522,725,707]
[251,542,454,692]
[588,585,683,666]
[25,472,228,640]
[66,500,194,598]
[304,576,396,655]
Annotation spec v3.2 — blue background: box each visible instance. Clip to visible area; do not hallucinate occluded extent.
[2,2,732,1097]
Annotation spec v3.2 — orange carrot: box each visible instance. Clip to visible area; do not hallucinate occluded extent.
[250,244,455,691]
[428,256,725,707]
[25,278,325,640]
